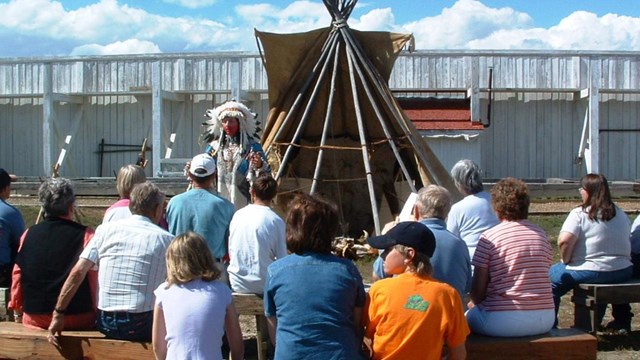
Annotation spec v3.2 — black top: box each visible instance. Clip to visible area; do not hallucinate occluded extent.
[16,217,93,315]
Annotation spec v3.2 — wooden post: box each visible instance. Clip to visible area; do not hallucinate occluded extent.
[311,42,341,194]
[344,34,381,235]
[152,61,163,177]
[42,63,54,177]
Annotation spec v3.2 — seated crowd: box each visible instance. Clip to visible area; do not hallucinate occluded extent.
[3,157,639,360]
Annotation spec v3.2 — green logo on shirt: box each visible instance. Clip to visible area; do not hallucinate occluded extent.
[404,295,429,312]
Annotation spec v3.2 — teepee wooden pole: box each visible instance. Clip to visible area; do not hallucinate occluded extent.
[311,42,342,194]
[275,32,340,181]
[344,32,381,235]
[341,35,418,194]
[342,30,458,194]
[267,31,339,156]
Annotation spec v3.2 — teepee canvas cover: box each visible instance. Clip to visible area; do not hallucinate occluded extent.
[258,0,459,236]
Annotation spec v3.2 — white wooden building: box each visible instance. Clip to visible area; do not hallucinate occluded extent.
[1,50,639,180]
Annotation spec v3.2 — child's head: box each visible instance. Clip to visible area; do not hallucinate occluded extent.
[367,222,435,276]
[166,231,220,286]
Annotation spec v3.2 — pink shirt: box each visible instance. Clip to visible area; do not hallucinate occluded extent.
[473,220,554,311]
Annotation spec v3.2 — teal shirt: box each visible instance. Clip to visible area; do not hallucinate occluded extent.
[166,189,234,259]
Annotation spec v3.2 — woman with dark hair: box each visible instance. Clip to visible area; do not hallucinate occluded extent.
[549,173,633,333]
[264,193,366,360]
[466,178,555,337]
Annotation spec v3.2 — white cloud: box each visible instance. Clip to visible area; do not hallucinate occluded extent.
[0,0,639,57]
[399,0,534,49]
[70,39,161,56]
[465,10,640,50]
[162,0,217,10]
[0,0,238,54]
[350,8,395,32]
[236,1,330,33]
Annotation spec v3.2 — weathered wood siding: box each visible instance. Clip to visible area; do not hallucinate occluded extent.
[1,51,638,180]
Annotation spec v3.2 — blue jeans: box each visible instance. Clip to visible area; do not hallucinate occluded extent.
[97,310,153,342]
[549,263,633,327]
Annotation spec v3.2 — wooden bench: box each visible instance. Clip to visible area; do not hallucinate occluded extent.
[232,293,269,360]
[0,288,9,322]
[571,279,640,333]
[0,294,267,360]
[0,321,154,359]
[466,328,596,360]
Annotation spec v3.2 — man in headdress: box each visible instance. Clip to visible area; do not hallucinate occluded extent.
[203,100,270,209]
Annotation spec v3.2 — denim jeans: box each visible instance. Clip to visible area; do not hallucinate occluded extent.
[466,307,555,337]
[97,310,153,342]
[548,263,633,327]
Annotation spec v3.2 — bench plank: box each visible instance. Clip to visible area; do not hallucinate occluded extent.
[232,293,264,316]
[572,280,640,332]
[466,328,597,360]
[0,322,154,360]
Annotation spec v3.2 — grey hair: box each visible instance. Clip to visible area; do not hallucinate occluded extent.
[129,182,165,217]
[39,178,75,218]
[450,159,484,194]
[416,185,452,220]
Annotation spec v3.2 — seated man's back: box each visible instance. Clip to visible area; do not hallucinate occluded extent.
[228,174,287,294]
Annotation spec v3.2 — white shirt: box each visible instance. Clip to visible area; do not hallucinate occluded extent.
[154,279,231,360]
[446,190,499,260]
[562,205,632,272]
[81,215,174,312]
[228,204,287,294]
[630,215,640,254]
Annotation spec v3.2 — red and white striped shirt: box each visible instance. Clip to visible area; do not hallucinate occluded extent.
[472,220,554,311]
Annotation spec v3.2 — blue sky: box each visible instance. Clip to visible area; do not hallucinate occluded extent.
[0,0,639,58]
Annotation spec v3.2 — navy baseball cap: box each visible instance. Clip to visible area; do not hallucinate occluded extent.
[0,168,16,189]
[367,221,436,258]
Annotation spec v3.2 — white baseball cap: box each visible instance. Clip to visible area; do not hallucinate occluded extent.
[189,154,216,177]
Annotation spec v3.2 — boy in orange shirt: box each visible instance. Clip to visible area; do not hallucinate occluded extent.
[364,221,469,360]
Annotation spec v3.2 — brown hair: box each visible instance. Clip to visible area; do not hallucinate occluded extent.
[251,174,278,202]
[395,244,432,276]
[491,177,530,221]
[580,173,616,221]
[286,193,339,255]
[165,231,220,287]
[116,165,147,199]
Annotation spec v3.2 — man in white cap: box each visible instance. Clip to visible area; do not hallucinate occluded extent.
[0,168,25,288]
[202,100,270,209]
[166,153,235,282]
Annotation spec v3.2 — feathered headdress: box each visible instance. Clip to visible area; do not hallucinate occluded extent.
[202,100,261,146]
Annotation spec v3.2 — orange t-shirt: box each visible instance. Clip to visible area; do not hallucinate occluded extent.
[364,273,469,360]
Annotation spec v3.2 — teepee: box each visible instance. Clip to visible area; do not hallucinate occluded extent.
[257,0,459,237]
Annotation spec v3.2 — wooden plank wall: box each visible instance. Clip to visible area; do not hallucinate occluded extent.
[0,51,638,180]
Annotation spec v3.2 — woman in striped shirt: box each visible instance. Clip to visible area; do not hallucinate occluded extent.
[466,177,555,337]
